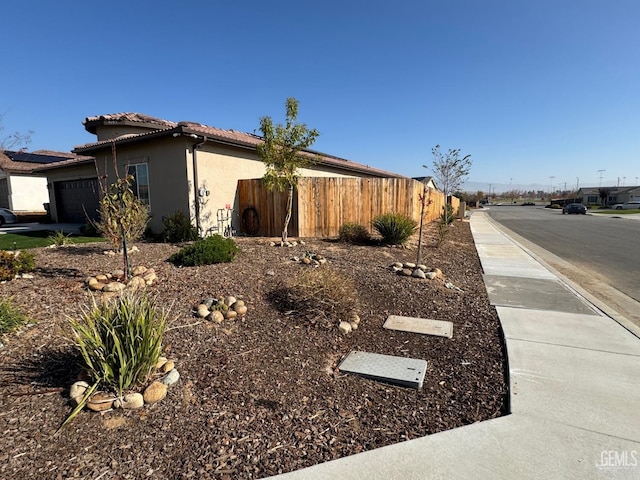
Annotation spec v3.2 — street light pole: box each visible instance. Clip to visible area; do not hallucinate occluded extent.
[549,176,555,199]
[598,169,606,187]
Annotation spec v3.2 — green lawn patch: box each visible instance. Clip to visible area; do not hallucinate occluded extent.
[0,230,106,250]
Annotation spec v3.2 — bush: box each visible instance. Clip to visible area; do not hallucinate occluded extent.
[281,267,359,327]
[92,175,149,251]
[168,234,239,266]
[48,231,72,246]
[161,211,198,243]
[0,250,36,281]
[338,222,371,244]
[70,292,167,395]
[0,297,28,336]
[372,213,417,245]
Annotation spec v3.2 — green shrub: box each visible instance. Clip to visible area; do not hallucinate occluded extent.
[338,222,371,244]
[372,213,417,245]
[0,250,36,281]
[0,297,28,335]
[70,292,167,395]
[161,211,198,243]
[168,234,239,266]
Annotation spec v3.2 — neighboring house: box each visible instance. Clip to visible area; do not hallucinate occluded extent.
[577,186,640,206]
[0,149,91,212]
[411,176,439,191]
[38,113,403,233]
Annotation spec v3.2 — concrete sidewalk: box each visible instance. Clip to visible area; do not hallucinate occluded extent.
[267,212,640,479]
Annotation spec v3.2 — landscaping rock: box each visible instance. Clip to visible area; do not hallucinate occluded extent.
[132,265,147,276]
[412,269,426,279]
[87,392,115,411]
[209,310,224,323]
[103,282,125,293]
[111,270,125,280]
[425,271,438,280]
[398,268,413,276]
[403,262,416,269]
[127,276,146,291]
[161,360,175,373]
[114,393,144,410]
[161,369,180,386]
[70,381,90,405]
[88,282,106,291]
[143,381,167,404]
[155,357,168,370]
[196,304,210,318]
[338,321,352,334]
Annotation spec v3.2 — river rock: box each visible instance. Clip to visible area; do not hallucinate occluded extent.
[412,269,426,279]
[209,310,224,323]
[398,268,413,276]
[161,360,175,373]
[111,270,125,280]
[114,392,144,410]
[155,356,168,370]
[143,381,167,404]
[95,274,108,282]
[87,392,115,411]
[103,282,125,293]
[431,268,443,278]
[425,271,438,280]
[403,262,416,269]
[338,321,352,334]
[88,281,106,291]
[161,369,180,386]
[127,276,146,291]
[196,304,210,318]
[70,381,90,405]
[132,265,147,276]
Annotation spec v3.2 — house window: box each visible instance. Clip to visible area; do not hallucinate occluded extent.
[587,195,598,203]
[127,163,150,206]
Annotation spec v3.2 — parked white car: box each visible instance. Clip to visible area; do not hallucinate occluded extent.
[612,201,640,210]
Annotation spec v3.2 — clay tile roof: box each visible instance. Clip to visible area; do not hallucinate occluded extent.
[83,112,177,134]
[74,112,404,178]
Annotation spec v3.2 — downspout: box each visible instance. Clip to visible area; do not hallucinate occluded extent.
[191,135,208,235]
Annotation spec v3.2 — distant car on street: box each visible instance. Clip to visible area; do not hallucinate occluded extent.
[522,202,536,206]
[0,208,18,226]
[611,201,640,210]
[562,203,587,215]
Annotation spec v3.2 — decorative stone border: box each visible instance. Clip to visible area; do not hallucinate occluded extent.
[69,356,180,412]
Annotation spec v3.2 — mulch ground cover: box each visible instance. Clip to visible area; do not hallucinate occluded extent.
[0,220,507,479]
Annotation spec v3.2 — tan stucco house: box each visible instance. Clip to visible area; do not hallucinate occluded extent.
[38,113,403,233]
[0,149,92,213]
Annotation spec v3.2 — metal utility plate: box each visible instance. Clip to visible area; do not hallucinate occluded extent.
[383,315,453,338]
[338,351,427,389]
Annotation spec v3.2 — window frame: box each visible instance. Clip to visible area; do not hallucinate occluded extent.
[127,162,151,208]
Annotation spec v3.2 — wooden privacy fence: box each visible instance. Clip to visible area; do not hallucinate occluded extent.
[237,177,459,238]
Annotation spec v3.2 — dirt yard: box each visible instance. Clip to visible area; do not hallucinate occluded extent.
[0,220,507,479]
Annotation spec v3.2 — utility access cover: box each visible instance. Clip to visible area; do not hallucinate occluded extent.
[383,315,453,338]
[338,351,427,389]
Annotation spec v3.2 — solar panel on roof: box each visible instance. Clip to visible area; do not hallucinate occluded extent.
[6,151,72,164]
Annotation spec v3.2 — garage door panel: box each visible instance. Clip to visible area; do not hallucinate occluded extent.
[55,179,100,223]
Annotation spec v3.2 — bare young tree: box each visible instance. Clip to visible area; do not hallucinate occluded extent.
[257,98,319,244]
[426,145,472,201]
[0,112,33,151]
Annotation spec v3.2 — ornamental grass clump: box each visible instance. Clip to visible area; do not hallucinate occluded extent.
[61,292,167,432]
[168,234,239,266]
[372,213,417,245]
[282,267,359,327]
[338,222,371,244]
[0,296,28,336]
[70,292,167,396]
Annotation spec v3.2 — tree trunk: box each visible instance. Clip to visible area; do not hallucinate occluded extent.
[416,186,426,266]
[282,185,294,244]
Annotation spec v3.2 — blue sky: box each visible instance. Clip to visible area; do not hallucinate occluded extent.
[2,0,638,192]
